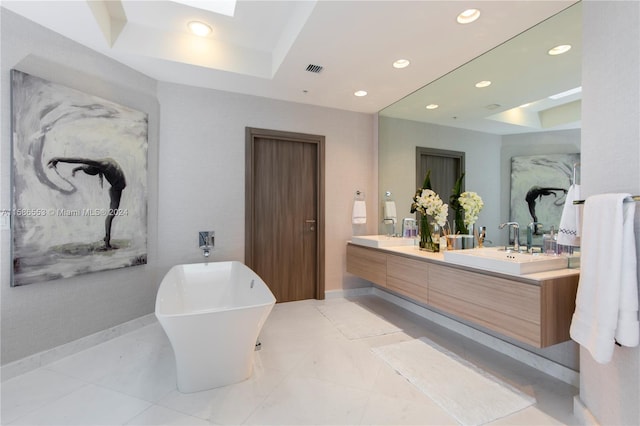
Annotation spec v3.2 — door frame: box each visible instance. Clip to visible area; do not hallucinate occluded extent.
[415,147,465,193]
[245,127,325,300]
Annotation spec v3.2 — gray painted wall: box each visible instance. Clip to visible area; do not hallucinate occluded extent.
[0,9,161,364]
[579,1,640,424]
[155,81,376,293]
[0,9,376,365]
[378,116,502,239]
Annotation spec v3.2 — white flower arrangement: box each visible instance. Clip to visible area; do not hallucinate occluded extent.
[458,191,484,227]
[413,189,449,227]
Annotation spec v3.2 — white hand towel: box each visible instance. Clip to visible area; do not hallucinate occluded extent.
[557,184,581,246]
[352,200,366,224]
[569,194,639,364]
[383,201,397,221]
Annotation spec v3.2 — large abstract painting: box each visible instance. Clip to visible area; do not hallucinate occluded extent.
[510,153,580,245]
[11,70,148,286]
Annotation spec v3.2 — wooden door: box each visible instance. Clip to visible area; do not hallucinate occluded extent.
[245,128,325,302]
[416,147,465,201]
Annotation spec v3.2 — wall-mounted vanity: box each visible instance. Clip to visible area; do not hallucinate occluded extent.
[347,242,579,348]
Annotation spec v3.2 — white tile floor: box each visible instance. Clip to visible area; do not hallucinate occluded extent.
[1,295,578,425]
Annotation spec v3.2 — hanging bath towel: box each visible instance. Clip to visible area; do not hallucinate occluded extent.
[352,200,367,224]
[557,184,581,246]
[570,194,639,364]
[383,201,397,222]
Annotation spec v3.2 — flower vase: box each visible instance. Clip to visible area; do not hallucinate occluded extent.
[454,207,468,235]
[465,223,475,249]
[419,216,439,252]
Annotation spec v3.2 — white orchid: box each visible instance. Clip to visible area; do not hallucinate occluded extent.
[413,189,449,227]
[458,191,484,227]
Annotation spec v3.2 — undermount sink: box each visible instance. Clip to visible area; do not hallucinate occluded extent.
[351,235,416,248]
[443,247,568,275]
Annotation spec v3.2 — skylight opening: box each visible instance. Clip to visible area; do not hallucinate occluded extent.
[549,86,582,100]
[171,0,236,17]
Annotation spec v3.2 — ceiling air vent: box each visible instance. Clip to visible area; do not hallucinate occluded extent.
[305,64,323,73]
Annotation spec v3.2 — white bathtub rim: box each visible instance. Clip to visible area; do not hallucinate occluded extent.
[155,261,276,318]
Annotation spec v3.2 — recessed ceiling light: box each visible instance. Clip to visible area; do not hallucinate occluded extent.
[475,80,492,88]
[393,59,410,69]
[548,44,572,55]
[188,21,212,37]
[457,9,480,24]
[354,90,368,97]
[425,104,439,110]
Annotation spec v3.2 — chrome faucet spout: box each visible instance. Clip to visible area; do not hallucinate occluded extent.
[498,222,520,251]
[383,218,397,237]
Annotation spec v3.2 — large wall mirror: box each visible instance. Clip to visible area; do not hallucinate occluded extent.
[378,2,581,245]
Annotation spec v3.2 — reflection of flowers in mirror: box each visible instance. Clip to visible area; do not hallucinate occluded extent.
[459,192,484,227]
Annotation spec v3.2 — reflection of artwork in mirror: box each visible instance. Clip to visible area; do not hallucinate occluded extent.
[11,70,148,286]
[510,153,580,243]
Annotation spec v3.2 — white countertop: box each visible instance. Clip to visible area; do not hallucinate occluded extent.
[348,241,580,281]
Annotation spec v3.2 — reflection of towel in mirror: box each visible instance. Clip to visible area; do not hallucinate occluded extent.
[383,201,397,221]
[557,184,581,246]
[352,200,366,224]
[570,194,639,364]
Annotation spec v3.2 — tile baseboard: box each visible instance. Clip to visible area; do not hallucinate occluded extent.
[325,286,373,299]
[1,313,157,382]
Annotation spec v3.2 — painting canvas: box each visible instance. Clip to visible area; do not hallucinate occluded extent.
[510,153,580,246]
[11,70,148,286]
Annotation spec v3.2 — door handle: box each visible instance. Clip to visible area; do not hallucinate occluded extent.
[305,219,316,231]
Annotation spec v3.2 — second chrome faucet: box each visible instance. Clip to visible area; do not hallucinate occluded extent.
[498,222,520,252]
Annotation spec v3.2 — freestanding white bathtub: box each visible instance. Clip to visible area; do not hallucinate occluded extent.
[155,261,275,393]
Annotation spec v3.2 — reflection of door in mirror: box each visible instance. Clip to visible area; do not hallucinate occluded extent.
[416,147,465,209]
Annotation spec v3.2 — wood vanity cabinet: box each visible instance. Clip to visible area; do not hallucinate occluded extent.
[346,244,387,286]
[386,255,429,304]
[428,264,579,347]
[346,243,579,348]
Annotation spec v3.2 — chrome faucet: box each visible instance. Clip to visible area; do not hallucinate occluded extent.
[199,231,215,257]
[498,222,520,252]
[383,218,397,237]
[527,222,543,252]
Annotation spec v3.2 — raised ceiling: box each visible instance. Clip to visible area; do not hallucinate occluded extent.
[2,1,577,117]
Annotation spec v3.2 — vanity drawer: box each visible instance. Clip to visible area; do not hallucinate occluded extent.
[386,254,429,304]
[428,263,541,347]
[346,244,387,286]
